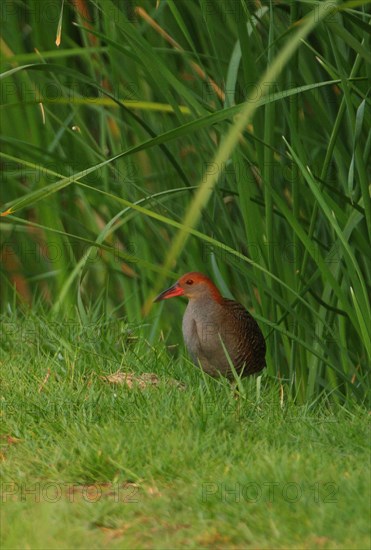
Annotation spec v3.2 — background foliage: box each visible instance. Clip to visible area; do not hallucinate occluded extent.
[1,0,370,404]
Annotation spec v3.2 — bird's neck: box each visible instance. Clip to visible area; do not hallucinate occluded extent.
[204,286,223,304]
[186,292,223,319]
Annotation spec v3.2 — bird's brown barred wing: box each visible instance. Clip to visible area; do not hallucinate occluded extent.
[222,298,266,376]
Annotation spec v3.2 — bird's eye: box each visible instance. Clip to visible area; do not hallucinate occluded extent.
[186,279,194,285]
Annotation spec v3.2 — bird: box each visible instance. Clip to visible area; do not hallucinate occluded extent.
[154,272,266,380]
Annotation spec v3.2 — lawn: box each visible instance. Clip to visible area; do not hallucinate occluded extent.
[1,312,369,549]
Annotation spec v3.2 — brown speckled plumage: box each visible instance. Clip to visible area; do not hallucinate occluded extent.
[154,272,266,380]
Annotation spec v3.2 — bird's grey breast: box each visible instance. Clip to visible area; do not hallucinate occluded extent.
[182,299,225,356]
[182,302,201,359]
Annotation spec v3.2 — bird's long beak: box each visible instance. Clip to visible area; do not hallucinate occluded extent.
[154,282,184,302]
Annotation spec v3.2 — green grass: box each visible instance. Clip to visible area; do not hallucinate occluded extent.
[1,310,370,549]
[1,0,370,405]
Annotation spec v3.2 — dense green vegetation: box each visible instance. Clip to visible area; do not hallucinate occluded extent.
[1,1,370,547]
[1,0,370,403]
[2,0,370,405]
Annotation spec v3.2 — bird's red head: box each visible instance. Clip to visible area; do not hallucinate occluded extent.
[154,272,222,303]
